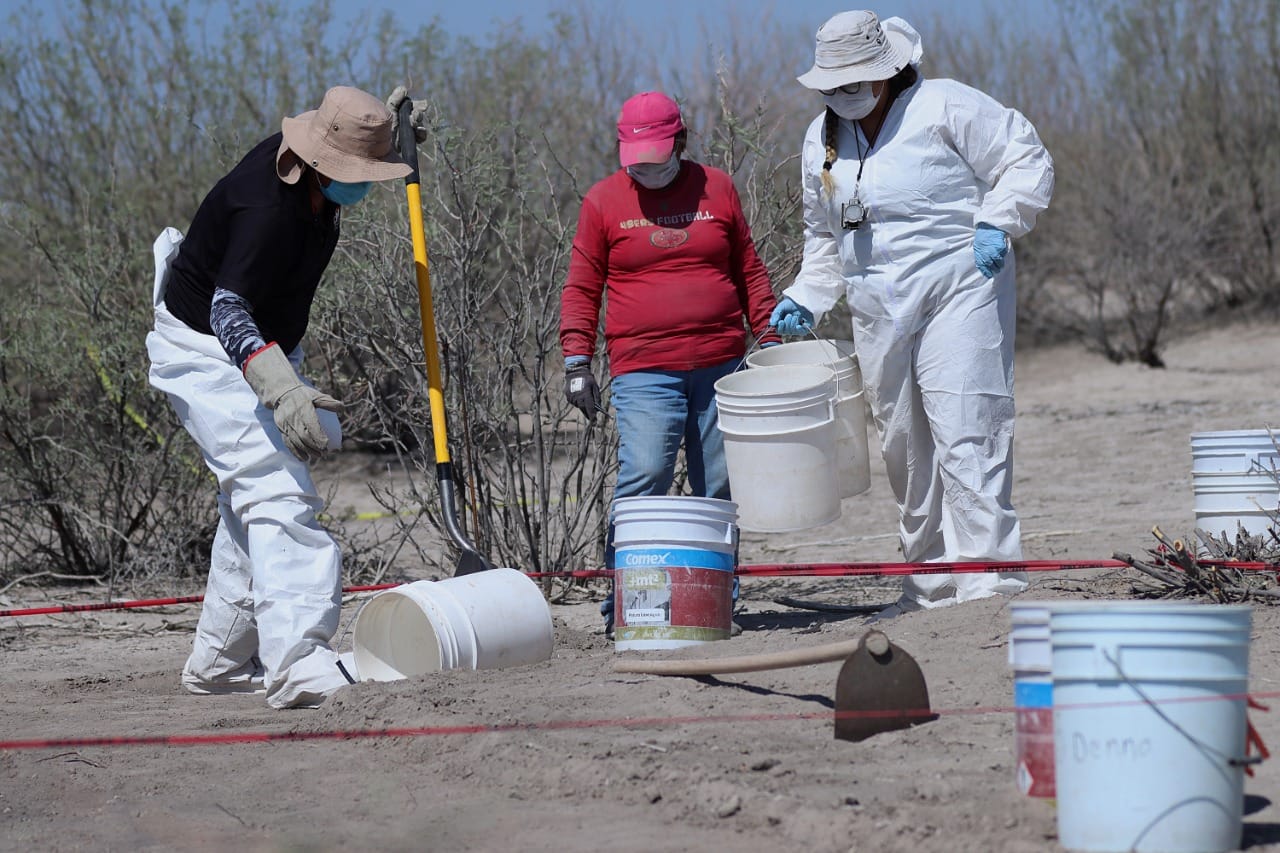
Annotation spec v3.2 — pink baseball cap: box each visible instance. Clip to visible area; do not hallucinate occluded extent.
[616,92,684,167]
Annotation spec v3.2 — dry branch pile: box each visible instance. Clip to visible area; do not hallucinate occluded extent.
[1116,522,1280,604]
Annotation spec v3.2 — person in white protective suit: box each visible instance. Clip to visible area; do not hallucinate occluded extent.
[146,86,413,708]
[771,11,1054,618]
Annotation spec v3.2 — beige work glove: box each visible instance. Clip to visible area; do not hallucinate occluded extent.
[243,343,341,463]
[385,85,429,145]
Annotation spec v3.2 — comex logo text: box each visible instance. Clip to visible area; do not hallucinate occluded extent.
[622,552,672,566]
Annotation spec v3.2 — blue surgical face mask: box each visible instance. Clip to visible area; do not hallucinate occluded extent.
[319,178,372,206]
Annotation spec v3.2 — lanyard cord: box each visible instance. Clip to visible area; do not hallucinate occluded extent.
[852,105,890,187]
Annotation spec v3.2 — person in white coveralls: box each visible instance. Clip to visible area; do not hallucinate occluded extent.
[147,86,412,708]
[770,11,1055,618]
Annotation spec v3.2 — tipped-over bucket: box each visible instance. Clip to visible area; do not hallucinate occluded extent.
[612,496,738,651]
[1008,601,1054,798]
[714,364,840,532]
[1051,601,1252,853]
[352,569,554,681]
[746,339,870,498]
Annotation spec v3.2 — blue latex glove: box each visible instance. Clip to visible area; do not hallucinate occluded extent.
[769,297,814,337]
[973,223,1008,278]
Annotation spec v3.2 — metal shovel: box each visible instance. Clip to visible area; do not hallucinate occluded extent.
[395,97,494,576]
[834,630,938,742]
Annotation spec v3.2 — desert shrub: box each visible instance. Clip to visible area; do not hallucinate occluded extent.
[6,0,1280,592]
[0,0,384,584]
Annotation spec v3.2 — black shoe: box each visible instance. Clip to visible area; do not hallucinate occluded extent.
[601,593,615,640]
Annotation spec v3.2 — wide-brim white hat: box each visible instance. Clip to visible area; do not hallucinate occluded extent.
[797,10,913,90]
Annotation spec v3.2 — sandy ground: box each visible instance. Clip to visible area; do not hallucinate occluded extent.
[4,321,1280,852]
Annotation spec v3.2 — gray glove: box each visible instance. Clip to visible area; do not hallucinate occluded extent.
[385,85,429,145]
[243,343,342,463]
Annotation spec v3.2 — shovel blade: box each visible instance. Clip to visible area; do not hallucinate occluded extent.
[454,548,497,576]
[834,629,938,742]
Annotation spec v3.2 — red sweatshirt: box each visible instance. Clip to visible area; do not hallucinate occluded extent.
[559,161,780,376]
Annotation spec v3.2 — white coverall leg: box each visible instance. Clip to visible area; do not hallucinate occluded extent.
[146,229,349,709]
[853,258,1027,607]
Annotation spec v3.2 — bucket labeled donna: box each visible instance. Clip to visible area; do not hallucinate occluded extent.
[714,364,840,532]
[352,568,554,681]
[1190,430,1280,537]
[1008,601,1054,798]
[611,496,738,651]
[746,339,870,498]
[1051,601,1252,853]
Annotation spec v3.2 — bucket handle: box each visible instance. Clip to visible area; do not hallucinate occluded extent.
[1097,646,1258,775]
[739,328,851,403]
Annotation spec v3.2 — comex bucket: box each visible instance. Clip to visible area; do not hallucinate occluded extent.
[1190,430,1280,537]
[352,568,554,681]
[1051,601,1252,853]
[611,496,738,651]
[745,339,870,498]
[1008,601,1054,798]
[714,364,840,532]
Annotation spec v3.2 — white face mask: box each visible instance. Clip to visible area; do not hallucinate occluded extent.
[824,83,880,120]
[626,153,681,189]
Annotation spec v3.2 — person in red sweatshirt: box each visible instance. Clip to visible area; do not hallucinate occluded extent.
[559,91,780,636]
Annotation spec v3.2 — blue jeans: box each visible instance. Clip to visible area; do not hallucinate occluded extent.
[602,357,740,630]
[611,358,738,502]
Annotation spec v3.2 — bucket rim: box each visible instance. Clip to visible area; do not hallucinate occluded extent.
[1191,469,1280,479]
[1045,601,1253,615]
[1191,428,1280,441]
[352,582,464,678]
[612,495,738,510]
[713,363,837,399]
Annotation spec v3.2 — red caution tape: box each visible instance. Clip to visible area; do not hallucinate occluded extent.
[2,690,1277,753]
[0,583,399,619]
[4,558,1275,619]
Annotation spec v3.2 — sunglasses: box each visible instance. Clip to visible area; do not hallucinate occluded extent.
[819,81,869,97]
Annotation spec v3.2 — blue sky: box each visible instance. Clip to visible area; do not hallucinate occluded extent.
[358,0,1023,40]
[0,1,1031,43]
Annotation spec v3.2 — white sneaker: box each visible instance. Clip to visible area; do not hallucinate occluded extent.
[181,674,266,696]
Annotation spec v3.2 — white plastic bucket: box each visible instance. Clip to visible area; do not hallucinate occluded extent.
[1008,601,1054,798]
[714,365,840,532]
[746,339,870,498]
[1051,601,1252,853]
[1192,470,1280,537]
[1191,429,1280,474]
[612,496,738,651]
[352,568,554,682]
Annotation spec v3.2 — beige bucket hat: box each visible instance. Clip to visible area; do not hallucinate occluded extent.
[276,86,411,185]
[797,10,912,90]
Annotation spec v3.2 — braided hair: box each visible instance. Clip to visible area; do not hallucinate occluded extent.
[818,64,919,200]
[820,107,840,200]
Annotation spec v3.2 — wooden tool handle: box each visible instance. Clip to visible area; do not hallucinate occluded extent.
[611,638,862,676]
